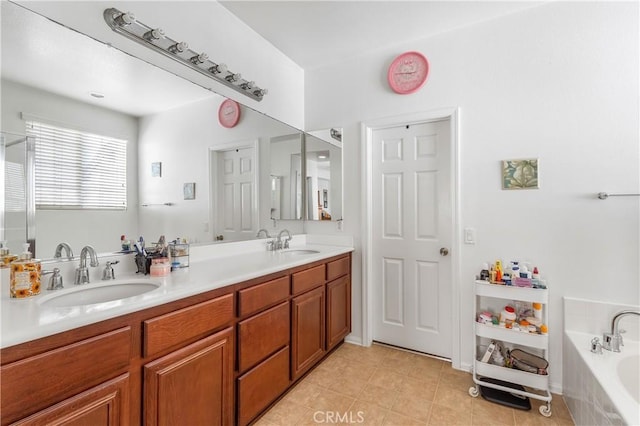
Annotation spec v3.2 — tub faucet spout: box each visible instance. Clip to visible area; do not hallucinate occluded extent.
[603,310,640,352]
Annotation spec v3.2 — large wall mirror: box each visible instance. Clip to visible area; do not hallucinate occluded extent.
[1,2,342,260]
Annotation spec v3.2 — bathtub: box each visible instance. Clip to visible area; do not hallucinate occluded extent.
[564,330,639,425]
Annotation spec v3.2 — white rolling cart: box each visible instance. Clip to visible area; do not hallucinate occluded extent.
[468,280,552,417]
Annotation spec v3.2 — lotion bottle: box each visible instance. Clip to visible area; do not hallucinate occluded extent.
[10,243,41,298]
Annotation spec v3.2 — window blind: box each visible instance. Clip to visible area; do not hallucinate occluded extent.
[5,161,26,212]
[26,120,127,210]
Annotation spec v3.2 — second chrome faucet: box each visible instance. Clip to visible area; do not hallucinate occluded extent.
[74,245,99,285]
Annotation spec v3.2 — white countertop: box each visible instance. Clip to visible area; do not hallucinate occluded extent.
[1,236,353,349]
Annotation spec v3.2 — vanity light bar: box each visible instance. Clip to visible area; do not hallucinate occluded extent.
[103,8,268,102]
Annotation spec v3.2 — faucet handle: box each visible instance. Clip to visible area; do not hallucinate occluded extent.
[43,268,64,290]
[590,337,602,354]
[102,260,119,280]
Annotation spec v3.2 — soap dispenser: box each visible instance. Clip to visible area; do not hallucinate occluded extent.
[10,243,42,298]
[0,241,17,268]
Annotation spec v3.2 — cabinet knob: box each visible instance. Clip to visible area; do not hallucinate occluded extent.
[440,247,449,256]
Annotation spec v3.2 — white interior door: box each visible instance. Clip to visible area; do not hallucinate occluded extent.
[371,119,452,358]
[216,147,256,241]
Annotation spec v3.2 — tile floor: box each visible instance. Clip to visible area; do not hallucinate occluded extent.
[256,343,574,426]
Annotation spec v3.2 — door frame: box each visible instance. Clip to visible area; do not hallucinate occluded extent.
[208,139,259,240]
[361,107,462,368]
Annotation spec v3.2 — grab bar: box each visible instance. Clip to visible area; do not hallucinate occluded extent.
[597,192,640,200]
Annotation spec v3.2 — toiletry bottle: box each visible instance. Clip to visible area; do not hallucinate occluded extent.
[532,302,543,321]
[1,241,18,268]
[495,260,503,283]
[480,263,490,281]
[10,243,41,298]
[0,242,9,268]
[532,266,540,280]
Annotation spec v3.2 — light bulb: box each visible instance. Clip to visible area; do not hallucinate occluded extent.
[225,73,241,83]
[209,63,228,74]
[190,53,208,64]
[168,42,188,54]
[241,81,255,90]
[114,11,135,26]
[143,28,165,41]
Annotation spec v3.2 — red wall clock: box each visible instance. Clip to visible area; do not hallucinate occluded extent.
[387,51,429,94]
[218,99,241,128]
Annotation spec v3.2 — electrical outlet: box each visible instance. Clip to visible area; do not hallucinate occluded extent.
[464,227,476,244]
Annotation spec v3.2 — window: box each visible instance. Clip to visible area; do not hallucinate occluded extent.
[26,120,127,210]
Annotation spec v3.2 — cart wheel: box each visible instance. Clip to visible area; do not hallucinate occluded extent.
[539,404,552,417]
[468,386,479,398]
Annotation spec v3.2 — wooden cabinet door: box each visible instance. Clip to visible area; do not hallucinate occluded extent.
[11,374,129,426]
[237,346,290,426]
[291,286,325,381]
[326,275,351,350]
[143,327,233,426]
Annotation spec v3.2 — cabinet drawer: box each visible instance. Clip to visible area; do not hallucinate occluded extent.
[238,302,290,373]
[143,293,233,358]
[292,265,325,295]
[327,256,350,281]
[1,327,131,425]
[237,346,290,426]
[238,276,289,317]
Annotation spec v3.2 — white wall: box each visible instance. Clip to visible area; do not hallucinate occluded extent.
[1,79,139,257]
[138,95,305,243]
[17,1,305,129]
[304,1,640,392]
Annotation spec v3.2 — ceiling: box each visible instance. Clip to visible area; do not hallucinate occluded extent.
[219,1,545,70]
[1,1,545,118]
[1,1,215,117]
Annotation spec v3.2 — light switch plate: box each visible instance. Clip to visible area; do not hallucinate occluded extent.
[464,227,476,244]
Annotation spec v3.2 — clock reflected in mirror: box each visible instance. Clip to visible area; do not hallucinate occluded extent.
[218,98,241,128]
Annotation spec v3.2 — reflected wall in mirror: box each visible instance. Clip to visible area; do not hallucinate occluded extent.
[305,130,343,221]
[1,131,34,255]
[1,2,341,259]
[270,133,303,221]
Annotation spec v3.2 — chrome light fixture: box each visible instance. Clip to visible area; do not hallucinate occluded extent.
[104,8,268,102]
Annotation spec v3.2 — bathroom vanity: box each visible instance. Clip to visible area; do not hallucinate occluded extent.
[0,243,352,425]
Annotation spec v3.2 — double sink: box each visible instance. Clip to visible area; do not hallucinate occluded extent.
[37,249,320,307]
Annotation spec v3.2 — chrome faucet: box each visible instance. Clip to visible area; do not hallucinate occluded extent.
[53,242,74,260]
[603,310,640,352]
[276,229,292,250]
[74,245,99,285]
[256,229,271,238]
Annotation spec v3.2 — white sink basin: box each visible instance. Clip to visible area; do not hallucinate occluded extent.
[281,249,320,255]
[38,279,160,307]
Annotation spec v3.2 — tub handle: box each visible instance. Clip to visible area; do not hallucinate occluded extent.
[590,337,602,354]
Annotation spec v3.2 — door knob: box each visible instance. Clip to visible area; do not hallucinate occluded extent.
[440,247,449,256]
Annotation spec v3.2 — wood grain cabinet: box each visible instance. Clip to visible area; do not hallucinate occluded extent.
[143,327,233,426]
[11,374,130,426]
[1,251,352,426]
[291,285,326,381]
[0,327,132,426]
[326,275,351,351]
